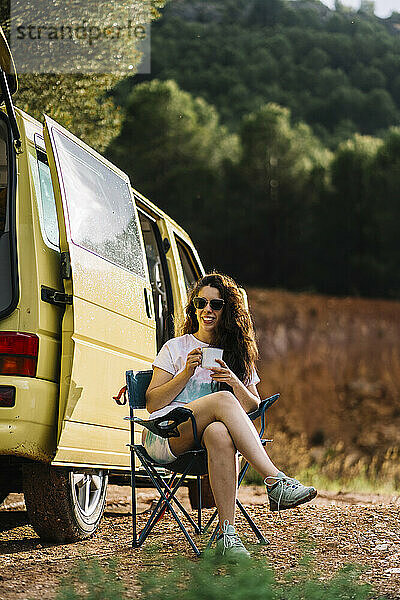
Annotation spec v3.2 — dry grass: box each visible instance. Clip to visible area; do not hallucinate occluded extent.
[248,289,400,491]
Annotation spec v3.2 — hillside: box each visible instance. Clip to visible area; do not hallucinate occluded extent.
[248,288,400,490]
[116,0,400,147]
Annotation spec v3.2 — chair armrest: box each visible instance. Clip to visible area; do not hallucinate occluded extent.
[132,407,202,448]
[134,407,192,438]
[247,393,280,422]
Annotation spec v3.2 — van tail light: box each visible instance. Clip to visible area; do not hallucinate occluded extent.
[0,333,39,377]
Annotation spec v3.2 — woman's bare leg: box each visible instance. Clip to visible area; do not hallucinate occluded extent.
[201,422,238,526]
[169,391,279,479]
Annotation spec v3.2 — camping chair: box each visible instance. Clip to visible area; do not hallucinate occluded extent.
[125,369,279,556]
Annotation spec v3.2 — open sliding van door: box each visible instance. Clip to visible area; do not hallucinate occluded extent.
[43,116,156,468]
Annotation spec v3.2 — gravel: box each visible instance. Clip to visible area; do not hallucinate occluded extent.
[0,486,399,599]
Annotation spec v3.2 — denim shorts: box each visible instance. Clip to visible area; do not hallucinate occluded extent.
[143,429,177,464]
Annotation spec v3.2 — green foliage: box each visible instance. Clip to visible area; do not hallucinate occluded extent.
[140,553,277,600]
[4,0,399,298]
[107,79,238,181]
[105,79,239,259]
[316,134,383,295]
[368,127,400,296]
[106,74,400,297]
[54,552,377,600]
[103,0,400,298]
[16,74,122,152]
[313,129,400,298]
[0,0,166,152]
[116,0,400,147]
[55,559,124,600]
[216,103,331,286]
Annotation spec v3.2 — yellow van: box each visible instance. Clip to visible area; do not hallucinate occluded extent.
[0,28,204,541]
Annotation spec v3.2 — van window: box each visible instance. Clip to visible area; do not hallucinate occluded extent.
[175,237,201,292]
[51,129,145,278]
[30,145,60,250]
[139,211,174,349]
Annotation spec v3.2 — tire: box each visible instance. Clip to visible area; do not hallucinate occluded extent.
[22,463,108,542]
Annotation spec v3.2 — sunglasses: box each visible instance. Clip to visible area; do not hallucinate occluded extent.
[193,297,225,311]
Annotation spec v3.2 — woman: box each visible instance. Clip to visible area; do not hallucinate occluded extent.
[144,272,316,558]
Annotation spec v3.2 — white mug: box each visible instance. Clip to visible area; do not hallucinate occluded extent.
[201,347,224,369]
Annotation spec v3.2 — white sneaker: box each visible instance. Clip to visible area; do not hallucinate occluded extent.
[215,520,250,559]
[265,471,317,512]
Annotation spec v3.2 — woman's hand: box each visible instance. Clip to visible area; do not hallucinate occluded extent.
[184,347,202,378]
[209,358,240,387]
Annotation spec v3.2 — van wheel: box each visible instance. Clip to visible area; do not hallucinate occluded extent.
[22,463,108,542]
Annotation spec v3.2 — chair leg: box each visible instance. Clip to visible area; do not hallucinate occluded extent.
[203,508,218,533]
[136,471,179,543]
[149,469,201,535]
[197,475,202,533]
[137,473,177,544]
[238,460,250,487]
[130,446,138,548]
[147,463,201,533]
[134,450,201,555]
[152,473,177,527]
[206,521,220,550]
[236,498,269,545]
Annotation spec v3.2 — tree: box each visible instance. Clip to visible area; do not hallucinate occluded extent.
[368,128,400,296]
[105,79,239,268]
[16,75,122,152]
[124,0,400,147]
[316,134,382,295]
[219,103,330,287]
[1,0,166,151]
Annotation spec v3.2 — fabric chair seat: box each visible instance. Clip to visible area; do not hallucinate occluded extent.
[134,444,208,476]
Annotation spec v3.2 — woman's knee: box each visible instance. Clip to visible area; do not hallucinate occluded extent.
[202,421,235,452]
[213,390,238,407]
[211,391,243,418]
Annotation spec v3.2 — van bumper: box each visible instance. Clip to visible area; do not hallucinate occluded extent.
[0,376,58,462]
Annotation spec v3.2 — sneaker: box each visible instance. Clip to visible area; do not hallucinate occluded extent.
[265,471,317,512]
[215,520,250,559]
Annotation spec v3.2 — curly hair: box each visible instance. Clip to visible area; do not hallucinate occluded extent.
[180,272,259,385]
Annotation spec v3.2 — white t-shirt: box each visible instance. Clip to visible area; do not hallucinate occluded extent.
[149,333,260,419]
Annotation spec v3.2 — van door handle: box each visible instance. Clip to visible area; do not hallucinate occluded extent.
[144,288,152,318]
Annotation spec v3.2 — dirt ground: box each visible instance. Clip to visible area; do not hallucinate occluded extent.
[0,486,399,600]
